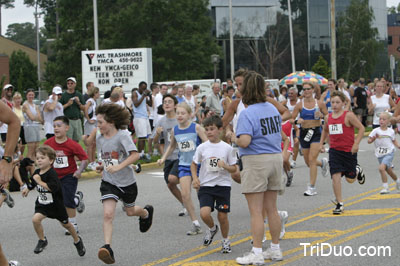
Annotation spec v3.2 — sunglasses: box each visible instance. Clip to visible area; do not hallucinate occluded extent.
[303,87,313,91]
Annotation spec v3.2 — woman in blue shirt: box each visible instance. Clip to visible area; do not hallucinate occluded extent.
[234,71,284,264]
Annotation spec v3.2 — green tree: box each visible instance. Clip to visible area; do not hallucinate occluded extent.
[5,22,46,49]
[9,50,38,93]
[336,0,383,80]
[0,0,15,36]
[311,55,331,78]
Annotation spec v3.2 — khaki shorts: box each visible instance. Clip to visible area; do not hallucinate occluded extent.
[240,153,283,193]
[67,119,83,142]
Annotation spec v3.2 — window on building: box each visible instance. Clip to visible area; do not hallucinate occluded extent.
[388,36,392,45]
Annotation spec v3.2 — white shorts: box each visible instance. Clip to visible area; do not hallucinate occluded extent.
[133,117,151,138]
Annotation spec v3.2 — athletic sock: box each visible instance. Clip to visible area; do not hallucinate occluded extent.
[193,220,200,227]
[383,183,389,189]
[209,225,217,231]
[74,197,79,206]
[270,243,280,251]
[69,217,77,225]
[252,247,263,255]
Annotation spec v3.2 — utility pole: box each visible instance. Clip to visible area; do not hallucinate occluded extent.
[35,2,41,99]
[288,0,296,73]
[229,0,234,79]
[330,0,337,79]
[93,0,99,50]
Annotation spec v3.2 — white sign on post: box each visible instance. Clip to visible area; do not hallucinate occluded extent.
[81,48,153,94]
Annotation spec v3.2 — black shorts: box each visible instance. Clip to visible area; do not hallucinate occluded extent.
[46,133,55,139]
[299,127,321,149]
[1,133,6,142]
[35,201,69,224]
[60,174,78,209]
[198,186,231,213]
[163,159,179,184]
[20,126,26,144]
[149,119,154,131]
[329,148,357,179]
[100,180,138,208]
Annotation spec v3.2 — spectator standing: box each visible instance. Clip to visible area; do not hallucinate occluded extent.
[132,81,152,161]
[12,92,26,155]
[184,85,199,121]
[23,89,43,161]
[43,86,64,140]
[176,86,185,103]
[59,77,85,142]
[148,83,160,156]
[206,82,222,116]
[83,87,100,170]
[83,81,94,104]
[353,79,368,124]
[368,81,395,129]
[0,84,14,143]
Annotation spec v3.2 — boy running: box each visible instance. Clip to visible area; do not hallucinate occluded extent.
[22,145,86,256]
[44,116,88,234]
[95,103,153,264]
[368,112,400,194]
[191,115,237,253]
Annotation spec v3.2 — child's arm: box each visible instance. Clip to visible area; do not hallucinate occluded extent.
[217,160,238,174]
[347,112,365,153]
[32,174,51,191]
[196,124,208,142]
[157,129,177,165]
[191,162,200,190]
[153,127,163,144]
[393,139,400,149]
[106,151,139,174]
[74,159,88,179]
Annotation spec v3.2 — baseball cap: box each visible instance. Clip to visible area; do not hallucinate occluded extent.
[66,77,77,83]
[112,82,123,88]
[52,86,62,95]
[3,84,14,90]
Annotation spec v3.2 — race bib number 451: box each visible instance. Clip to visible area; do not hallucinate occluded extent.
[54,156,68,168]
[178,140,195,152]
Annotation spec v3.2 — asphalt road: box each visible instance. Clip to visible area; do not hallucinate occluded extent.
[1,139,399,266]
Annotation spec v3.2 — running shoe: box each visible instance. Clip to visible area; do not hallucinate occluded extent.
[135,163,142,173]
[332,202,344,215]
[278,211,288,239]
[75,191,85,213]
[263,248,283,261]
[186,224,202,235]
[380,188,390,194]
[203,225,219,246]
[98,245,115,264]
[74,236,86,256]
[321,158,329,177]
[139,205,154,232]
[286,170,294,187]
[290,161,296,169]
[8,261,21,266]
[34,237,48,254]
[221,239,232,253]
[356,164,365,185]
[2,189,14,208]
[304,185,317,196]
[178,208,187,217]
[236,251,264,265]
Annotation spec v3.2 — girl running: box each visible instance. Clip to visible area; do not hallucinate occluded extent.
[158,102,207,235]
[320,91,366,215]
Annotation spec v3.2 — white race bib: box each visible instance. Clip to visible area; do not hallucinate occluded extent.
[376,147,391,156]
[206,157,222,172]
[178,140,195,152]
[329,124,343,135]
[167,132,172,143]
[103,159,119,168]
[38,192,53,205]
[53,156,69,168]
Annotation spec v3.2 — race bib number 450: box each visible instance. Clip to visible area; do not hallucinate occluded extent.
[206,158,222,172]
[53,156,68,168]
[178,140,195,152]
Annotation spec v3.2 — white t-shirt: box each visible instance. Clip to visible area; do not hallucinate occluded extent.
[369,127,396,158]
[154,93,164,126]
[102,98,125,107]
[371,94,390,125]
[192,140,236,187]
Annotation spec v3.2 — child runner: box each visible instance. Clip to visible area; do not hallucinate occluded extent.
[320,91,366,215]
[368,112,400,194]
[44,116,88,234]
[153,94,187,216]
[95,103,154,264]
[21,145,86,256]
[158,102,208,235]
[191,115,237,253]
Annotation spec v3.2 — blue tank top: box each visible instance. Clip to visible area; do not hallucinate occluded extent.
[300,99,319,121]
[132,91,148,118]
[324,90,332,113]
[174,122,201,166]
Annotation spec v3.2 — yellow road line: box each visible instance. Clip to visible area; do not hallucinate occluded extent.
[317,208,400,217]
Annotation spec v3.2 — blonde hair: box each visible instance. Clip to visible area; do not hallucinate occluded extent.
[113,87,123,95]
[379,112,392,120]
[13,92,22,99]
[176,102,192,114]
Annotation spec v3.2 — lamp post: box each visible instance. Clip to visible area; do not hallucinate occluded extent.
[34,2,41,100]
[211,54,220,82]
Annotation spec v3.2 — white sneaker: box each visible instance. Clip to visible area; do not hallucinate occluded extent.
[178,208,188,217]
[221,239,232,253]
[8,261,21,266]
[236,251,265,265]
[304,185,317,196]
[380,188,390,194]
[290,161,296,169]
[278,211,288,239]
[263,248,283,261]
[186,224,202,235]
[321,158,329,177]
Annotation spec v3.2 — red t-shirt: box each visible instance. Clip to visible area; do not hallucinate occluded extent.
[44,137,88,179]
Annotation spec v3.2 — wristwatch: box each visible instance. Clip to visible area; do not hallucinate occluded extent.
[1,156,12,163]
